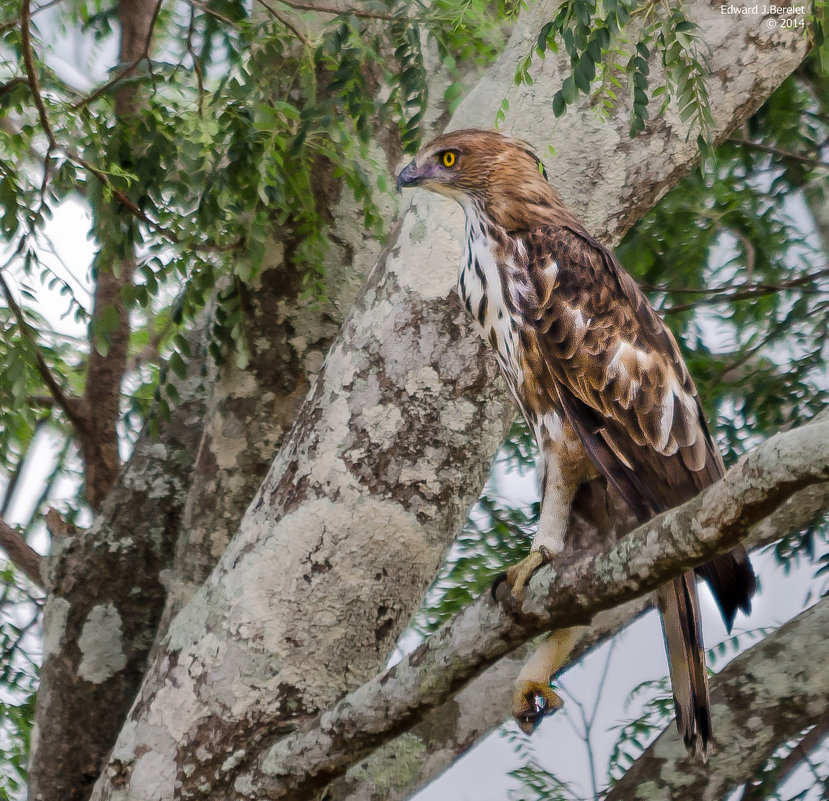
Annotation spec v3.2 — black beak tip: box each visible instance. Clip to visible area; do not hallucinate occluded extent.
[396,161,418,193]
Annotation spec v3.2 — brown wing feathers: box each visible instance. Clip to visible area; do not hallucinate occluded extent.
[527,223,755,752]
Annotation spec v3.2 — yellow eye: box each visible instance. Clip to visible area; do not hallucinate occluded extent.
[442,151,456,168]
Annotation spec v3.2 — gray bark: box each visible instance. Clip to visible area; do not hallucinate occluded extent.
[166,173,395,615]
[231,418,829,801]
[604,597,829,801]
[29,317,209,801]
[334,481,829,801]
[83,1,812,798]
[28,15,484,801]
[332,597,652,801]
[164,27,475,618]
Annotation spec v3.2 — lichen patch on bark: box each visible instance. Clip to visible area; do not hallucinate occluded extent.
[77,603,128,683]
[41,595,70,658]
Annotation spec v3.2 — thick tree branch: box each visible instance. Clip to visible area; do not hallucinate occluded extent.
[603,598,829,801]
[31,22,468,801]
[241,418,829,799]
[0,517,43,588]
[334,481,829,801]
[331,597,651,801]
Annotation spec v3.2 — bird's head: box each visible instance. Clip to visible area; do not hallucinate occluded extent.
[395,128,563,231]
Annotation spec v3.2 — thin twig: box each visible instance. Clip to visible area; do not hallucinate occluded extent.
[185,0,240,26]
[0,270,86,430]
[254,0,311,45]
[185,3,206,114]
[20,0,57,149]
[643,266,829,297]
[564,638,616,801]
[73,0,163,110]
[0,418,47,519]
[739,714,829,801]
[0,0,67,37]
[277,0,397,20]
[729,137,829,168]
[63,150,243,252]
[655,266,829,315]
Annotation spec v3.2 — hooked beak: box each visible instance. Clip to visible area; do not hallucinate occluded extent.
[396,160,421,193]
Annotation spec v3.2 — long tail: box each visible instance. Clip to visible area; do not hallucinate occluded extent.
[657,572,712,759]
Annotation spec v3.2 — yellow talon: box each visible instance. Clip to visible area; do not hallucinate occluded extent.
[492,546,555,614]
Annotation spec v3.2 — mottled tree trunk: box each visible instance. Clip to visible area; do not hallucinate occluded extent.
[27,19,472,801]
[28,316,209,801]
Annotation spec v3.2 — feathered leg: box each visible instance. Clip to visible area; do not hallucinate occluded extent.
[512,627,586,732]
[494,423,593,612]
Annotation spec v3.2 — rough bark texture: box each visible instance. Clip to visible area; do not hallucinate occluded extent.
[223,419,829,801]
[29,21,477,801]
[604,598,829,801]
[78,1,811,798]
[333,481,829,801]
[163,33,470,617]
[167,166,396,613]
[739,712,829,801]
[28,319,209,801]
[331,597,651,801]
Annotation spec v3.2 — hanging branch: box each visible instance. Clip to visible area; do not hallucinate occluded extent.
[0,518,43,589]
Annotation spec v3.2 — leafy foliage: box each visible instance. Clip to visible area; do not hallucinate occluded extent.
[503,726,583,801]
[0,568,38,801]
[0,0,507,483]
[616,54,829,465]
[0,0,508,791]
[607,675,674,782]
[518,0,717,145]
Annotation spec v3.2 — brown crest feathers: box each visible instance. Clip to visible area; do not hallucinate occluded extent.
[413,129,573,231]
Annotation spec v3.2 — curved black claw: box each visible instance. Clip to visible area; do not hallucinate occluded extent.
[513,681,564,735]
[491,571,508,602]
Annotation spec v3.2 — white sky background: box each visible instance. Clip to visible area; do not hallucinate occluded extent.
[3,7,828,801]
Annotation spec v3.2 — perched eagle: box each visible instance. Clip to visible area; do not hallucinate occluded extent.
[397,129,756,756]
